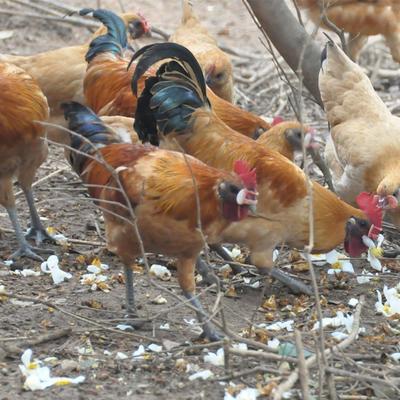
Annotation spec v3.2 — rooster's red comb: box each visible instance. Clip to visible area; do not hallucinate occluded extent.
[137,12,151,33]
[356,192,383,238]
[234,160,257,190]
[272,116,284,126]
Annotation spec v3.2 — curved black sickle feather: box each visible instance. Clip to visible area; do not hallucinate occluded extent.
[129,43,207,99]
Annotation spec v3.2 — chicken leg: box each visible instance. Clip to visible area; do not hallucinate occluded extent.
[23,188,56,245]
[178,258,221,341]
[124,265,136,316]
[6,206,50,261]
[211,244,313,295]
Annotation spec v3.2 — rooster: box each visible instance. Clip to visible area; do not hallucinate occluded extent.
[82,8,267,138]
[0,63,54,260]
[0,11,149,144]
[169,0,234,102]
[62,101,258,341]
[298,0,400,62]
[320,40,400,226]
[130,43,383,294]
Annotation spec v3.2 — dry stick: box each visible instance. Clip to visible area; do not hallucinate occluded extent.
[229,348,298,364]
[0,226,105,246]
[0,328,72,356]
[272,295,365,400]
[10,0,64,17]
[324,366,400,390]
[295,330,311,400]
[317,0,348,55]
[0,9,98,29]
[211,365,285,382]
[4,292,158,343]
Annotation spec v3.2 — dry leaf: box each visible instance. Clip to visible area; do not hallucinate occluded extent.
[0,30,13,40]
[131,264,144,274]
[262,295,277,311]
[292,261,310,272]
[257,381,278,396]
[254,328,270,343]
[83,299,103,309]
[225,286,239,298]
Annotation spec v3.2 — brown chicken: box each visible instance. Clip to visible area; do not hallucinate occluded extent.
[169,0,234,102]
[0,63,54,260]
[62,101,258,341]
[82,9,268,138]
[320,40,400,226]
[298,0,400,62]
[0,10,149,143]
[255,120,314,161]
[131,43,383,294]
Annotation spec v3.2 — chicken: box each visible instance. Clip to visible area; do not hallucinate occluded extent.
[62,101,258,340]
[255,120,314,161]
[0,10,149,144]
[298,0,400,62]
[320,40,400,226]
[100,116,138,144]
[82,9,268,139]
[169,0,234,102]
[130,43,383,294]
[0,63,54,260]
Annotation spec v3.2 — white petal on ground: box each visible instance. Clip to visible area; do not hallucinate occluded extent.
[348,298,359,307]
[224,387,260,400]
[116,324,134,331]
[204,348,224,366]
[19,349,84,391]
[357,270,373,284]
[390,353,400,362]
[149,264,171,281]
[147,344,162,353]
[331,331,348,341]
[132,345,146,359]
[262,320,294,332]
[188,370,214,381]
[267,338,281,350]
[40,255,72,285]
[159,323,170,330]
[115,352,128,360]
[232,343,248,351]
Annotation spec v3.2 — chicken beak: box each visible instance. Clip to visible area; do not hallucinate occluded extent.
[377,195,398,210]
[348,217,356,225]
[236,189,258,207]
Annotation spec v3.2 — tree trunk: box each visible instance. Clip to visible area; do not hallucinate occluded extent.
[247,0,323,107]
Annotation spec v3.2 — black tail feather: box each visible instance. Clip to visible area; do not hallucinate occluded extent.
[80,8,127,62]
[131,43,209,145]
[61,101,119,174]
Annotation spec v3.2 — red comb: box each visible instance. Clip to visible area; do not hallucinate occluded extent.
[272,116,284,126]
[234,160,257,190]
[356,192,383,238]
[138,12,151,32]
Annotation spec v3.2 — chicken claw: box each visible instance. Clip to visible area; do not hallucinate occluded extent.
[183,291,222,342]
[25,227,57,245]
[195,258,220,287]
[8,244,49,262]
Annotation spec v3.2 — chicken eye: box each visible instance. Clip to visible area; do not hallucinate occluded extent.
[393,189,400,197]
[228,184,239,195]
[359,220,368,228]
[215,72,224,81]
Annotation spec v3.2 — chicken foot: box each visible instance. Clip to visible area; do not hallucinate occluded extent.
[6,207,52,261]
[183,291,222,342]
[23,188,57,245]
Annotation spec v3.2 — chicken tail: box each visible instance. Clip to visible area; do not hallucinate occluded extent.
[130,43,209,145]
[79,8,127,62]
[61,101,119,174]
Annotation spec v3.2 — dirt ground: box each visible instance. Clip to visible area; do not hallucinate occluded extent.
[0,1,400,399]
